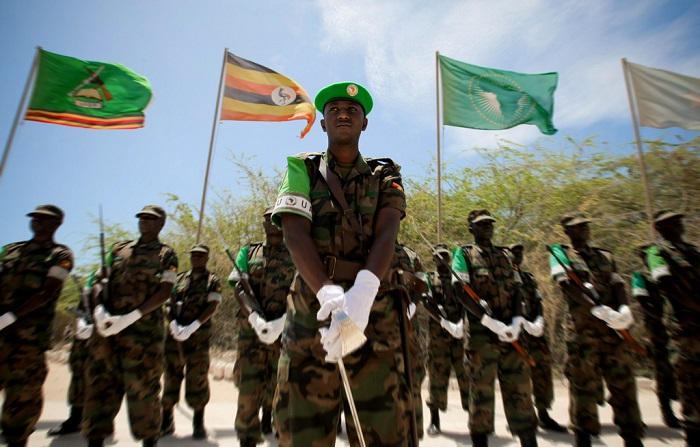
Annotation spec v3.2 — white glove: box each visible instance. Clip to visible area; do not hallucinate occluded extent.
[608,304,634,330]
[99,310,142,337]
[407,302,417,320]
[169,320,183,337]
[316,285,345,321]
[258,315,286,345]
[480,314,508,336]
[173,320,201,342]
[93,304,114,336]
[248,312,268,336]
[319,323,343,363]
[499,316,524,343]
[75,317,94,340]
[0,312,17,331]
[341,270,379,333]
[523,315,544,337]
[440,318,464,339]
[590,305,616,323]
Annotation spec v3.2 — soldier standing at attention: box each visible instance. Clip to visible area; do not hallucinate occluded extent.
[452,209,538,447]
[271,81,407,446]
[161,244,221,439]
[229,207,293,447]
[644,210,700,446]
[631,244,680,428]
[425,244,470,436]
[508,243,566,433]
[82,205,178,447]
[0,205,74,447]
[551,212,644,447]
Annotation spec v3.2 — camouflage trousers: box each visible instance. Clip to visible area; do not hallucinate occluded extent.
[426,332,470,412]
[522,334,554,411]
[672,335,700,430]
[274,343,410,447]
[68,337,89,407]
[648,334,677,401]
[407,321,425,440]
[0,342,48,444]
[82,329,164,441]
[162,333,211,410]
[564,333,644,438]
[468,329,537,435]
[234,329,280,442]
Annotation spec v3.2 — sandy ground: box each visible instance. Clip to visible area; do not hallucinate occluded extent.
[4,347,686,446]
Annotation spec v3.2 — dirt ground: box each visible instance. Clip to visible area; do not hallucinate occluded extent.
[4,347,687,446]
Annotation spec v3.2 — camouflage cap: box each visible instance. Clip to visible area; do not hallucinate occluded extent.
[560,212,590,227]
[653,210,683,224]
[263,205,274,217]
[314,81,373,116]
[136,205,166,220]
[189,244,210,254]
[468,209,496,224]
[432,243,451,256]
[27,204,64,221]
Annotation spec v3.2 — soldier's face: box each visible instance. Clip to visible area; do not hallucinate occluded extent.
[510,248,523,265]
[190,252,208,269]
[470,220,494,241]
[655,217,684,239]
[30,216,60,237]
[320,99,367,142]
[138,215,164,237]
[565,222,590,243]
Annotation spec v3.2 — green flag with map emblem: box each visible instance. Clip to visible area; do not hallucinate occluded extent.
[25,49,152,129]
[439,54,558,135]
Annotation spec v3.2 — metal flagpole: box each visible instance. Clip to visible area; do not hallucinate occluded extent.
[196,47,228,243]
[435,50,442,244]
[621,58,656,240]
[1,46,41,178]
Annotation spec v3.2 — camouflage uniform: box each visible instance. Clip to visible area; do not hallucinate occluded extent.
[453,244,537,436]
[231,241,294,444]
[162,269,221,410]
[425,270,470,413]
[551,245,644,439]
[82,238,178,442]
[271,150,407,446]
[646,239,700,431]
[0,239,74,445]
[517,268,555,413]
[630,270,678,410]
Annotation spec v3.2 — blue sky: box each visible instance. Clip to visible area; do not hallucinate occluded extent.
[1,0,699,266]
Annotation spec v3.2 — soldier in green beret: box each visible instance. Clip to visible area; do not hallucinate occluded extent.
[271,81,410,445]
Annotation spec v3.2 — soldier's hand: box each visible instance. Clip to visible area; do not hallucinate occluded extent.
[498,316,524,343]
[607,304,634,330]
[523,315,545,337]
[173,320,201,342]
[0,312,17,331]
[480,314,508,336]
[169,320,183,337]
[440,317,464,339]
[99,310,142,337]
[316,285,345,321]
[248,311,270,341]
[589,305,615,323]
[93,305,113,335]
[258,315,285,345]
[342,270,379,333]
[75,317,94,340]
[407,302,417,320]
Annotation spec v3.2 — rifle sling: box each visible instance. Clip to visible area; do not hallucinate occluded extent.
[318,158,366,247]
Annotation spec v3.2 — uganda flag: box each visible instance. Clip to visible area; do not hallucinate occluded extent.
[25,49,152,129]
[221,52,316,138]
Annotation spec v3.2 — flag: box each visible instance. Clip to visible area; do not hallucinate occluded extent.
[25,49,152,129]
[221,52,316,138]
[627,61,700,131]
[549,244,570,281]
[439,54,558,135]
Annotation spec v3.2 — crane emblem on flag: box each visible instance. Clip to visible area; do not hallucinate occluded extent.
[469,74,536,128]
[272,86,296,106]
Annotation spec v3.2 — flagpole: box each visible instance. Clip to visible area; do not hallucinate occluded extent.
[435,50,442,244]
[196,47,228,243]
[1,46,41,179]
[621,58,656,240]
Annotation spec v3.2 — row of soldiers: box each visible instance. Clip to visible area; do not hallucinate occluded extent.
[1,81,699,447]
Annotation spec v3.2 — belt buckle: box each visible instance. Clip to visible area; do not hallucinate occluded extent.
[325,256,337,280]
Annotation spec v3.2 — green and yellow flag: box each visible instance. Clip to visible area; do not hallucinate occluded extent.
[25,49,152,129]
[439,54,558,135]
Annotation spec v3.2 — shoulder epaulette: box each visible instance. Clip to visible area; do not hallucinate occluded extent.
[366,157,400,169]
[294,151,324,160]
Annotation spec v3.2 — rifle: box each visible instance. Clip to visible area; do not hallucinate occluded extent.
[213,227,265,319]
[415,230,535,367]
[70,274,93,324]
[547,245,647,356]
[98,205,110,308]
[396,290,419,447]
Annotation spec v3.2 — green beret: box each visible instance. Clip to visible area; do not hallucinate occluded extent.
[314,82,373,116]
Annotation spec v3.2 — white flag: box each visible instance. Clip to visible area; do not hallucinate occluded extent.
[627,61,700,131]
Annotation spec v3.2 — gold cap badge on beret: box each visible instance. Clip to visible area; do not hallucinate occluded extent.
[314,81,373,116]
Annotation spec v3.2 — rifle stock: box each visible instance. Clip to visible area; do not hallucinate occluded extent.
[219,241,266,319]
[547,245,647,356]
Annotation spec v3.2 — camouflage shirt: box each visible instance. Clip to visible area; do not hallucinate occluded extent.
[171,269,221,328]
[0,239,74,349]
[452,244,521,321]
[517,267,543,321]
[103,238,178,328]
